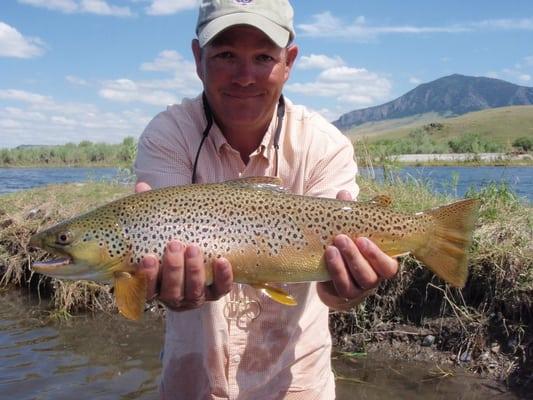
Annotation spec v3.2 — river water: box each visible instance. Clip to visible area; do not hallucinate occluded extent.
[0,291,520,400]
[0,166,532,201]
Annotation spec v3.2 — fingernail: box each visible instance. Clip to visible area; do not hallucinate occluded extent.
[335,235,349,249]
[186,245,200,258]
[168,241,183,253]
[326,246,339,262]
[143,256,157,269]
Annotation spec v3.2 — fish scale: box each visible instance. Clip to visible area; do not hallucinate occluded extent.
[30,176,480,320]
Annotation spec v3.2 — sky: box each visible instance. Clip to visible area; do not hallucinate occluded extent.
[1,0,533,148]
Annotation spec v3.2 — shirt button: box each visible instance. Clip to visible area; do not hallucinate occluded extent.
[232,354,241,363]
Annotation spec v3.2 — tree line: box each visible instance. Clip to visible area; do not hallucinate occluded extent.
[0,137,137,168]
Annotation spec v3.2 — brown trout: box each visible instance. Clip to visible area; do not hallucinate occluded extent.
[29,176,480,320]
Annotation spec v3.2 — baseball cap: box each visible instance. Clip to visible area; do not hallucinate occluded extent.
[196,0,295,48]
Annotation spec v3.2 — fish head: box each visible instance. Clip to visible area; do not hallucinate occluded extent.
[29,211,127,282]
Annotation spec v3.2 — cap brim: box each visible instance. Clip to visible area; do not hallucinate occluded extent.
[198,13,290,48]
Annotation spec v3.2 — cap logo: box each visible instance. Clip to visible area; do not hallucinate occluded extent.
[233,0,254,4]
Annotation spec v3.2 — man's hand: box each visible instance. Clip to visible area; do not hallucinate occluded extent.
[135,182,233,311]
[317,190,399,310]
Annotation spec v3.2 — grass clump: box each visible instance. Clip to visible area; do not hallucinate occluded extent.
[0,182,130,315]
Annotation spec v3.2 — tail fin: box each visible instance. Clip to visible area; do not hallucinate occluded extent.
[413,198,480,288]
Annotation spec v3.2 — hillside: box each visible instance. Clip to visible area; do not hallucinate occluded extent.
[334,74,533,131]
[344,105,533,147]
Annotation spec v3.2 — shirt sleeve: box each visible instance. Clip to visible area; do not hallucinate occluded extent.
[134,110,193,189]
[303,116,359,200]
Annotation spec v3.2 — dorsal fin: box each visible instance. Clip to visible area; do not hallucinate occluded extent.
[225,176,286,192]
[369,195,393,207]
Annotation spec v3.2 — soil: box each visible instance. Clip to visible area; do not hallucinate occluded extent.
[331,317,533,399]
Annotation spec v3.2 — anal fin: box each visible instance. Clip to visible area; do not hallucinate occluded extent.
[251,283,297,306]
[114,272,147,320]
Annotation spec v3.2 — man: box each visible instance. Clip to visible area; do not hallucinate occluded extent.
[134,1,398,399]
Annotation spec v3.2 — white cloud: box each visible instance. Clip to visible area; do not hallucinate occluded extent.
[297,12,469,41]
[472,18,533,30]
[66,75,89,86]
[486,55,533,85]
[297,13,533,41]
[409,77,422,85]
[99,50,201,105]
[287,65,392,109]
[309,106,343,123]
[0,89,52,104]
[18,0,133,17]
[80,0,133,16]
[145,0,198,16]
[297,54,345,70]
[0,21,46,58]
[141,50,189,72]
[99,79,178,105]
[0,89,152,147]
[18,0,78,13]
[524,56,533,66]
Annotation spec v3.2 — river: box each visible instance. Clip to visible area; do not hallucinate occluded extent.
[0,166,531,201]
[0,291,518,400]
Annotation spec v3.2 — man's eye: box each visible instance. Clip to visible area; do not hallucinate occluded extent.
[257,54,274,62]
[215,51,233,59]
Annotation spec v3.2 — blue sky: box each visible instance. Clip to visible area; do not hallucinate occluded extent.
[1,0,532,148]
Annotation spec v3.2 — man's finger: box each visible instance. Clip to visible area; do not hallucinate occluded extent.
[139,254,160,301]
[184,245,206,305]
[334,235,380,291]
[135,181,152,193]
[336,189,352,201]
[324,245,361,299]
[159,240,186,307]
[355,237,399,280]
[206,257,233,301]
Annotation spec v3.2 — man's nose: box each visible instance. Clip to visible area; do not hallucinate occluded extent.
[232,60,256,86]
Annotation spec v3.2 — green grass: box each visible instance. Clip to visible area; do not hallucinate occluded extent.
[345,105,533,151]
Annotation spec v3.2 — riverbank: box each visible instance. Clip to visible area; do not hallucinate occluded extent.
[393,152,533,166]
[0,179,531,395]
[358,152,533,167]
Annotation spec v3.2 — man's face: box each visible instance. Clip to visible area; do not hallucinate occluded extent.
[192,25,298,132]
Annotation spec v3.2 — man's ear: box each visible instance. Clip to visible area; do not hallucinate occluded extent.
[284,44,299,80]
[191,39,204,81]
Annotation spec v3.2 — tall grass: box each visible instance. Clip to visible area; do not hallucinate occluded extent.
[0,137,137,168]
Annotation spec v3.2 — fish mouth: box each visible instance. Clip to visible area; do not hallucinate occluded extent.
[31,257,72,272]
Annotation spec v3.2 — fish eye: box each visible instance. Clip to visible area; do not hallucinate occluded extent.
[56,231,73,245]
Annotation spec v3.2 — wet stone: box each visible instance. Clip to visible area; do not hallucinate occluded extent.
[422,335,436,347]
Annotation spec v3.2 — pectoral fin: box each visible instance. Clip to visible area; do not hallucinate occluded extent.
[251,283,297,306]
[114,272,147,320]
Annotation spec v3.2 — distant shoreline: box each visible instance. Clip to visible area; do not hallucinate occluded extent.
[1,153,532,169]
[363,152,533,167]
[393,152,532,163]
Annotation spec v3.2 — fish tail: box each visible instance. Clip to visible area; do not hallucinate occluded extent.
[413,198,480,287]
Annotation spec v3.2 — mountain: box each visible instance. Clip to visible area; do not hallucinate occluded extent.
[333,74,533,131]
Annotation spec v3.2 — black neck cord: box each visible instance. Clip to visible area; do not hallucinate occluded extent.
[192,93,285,183]
[191,92,213,184]
[272,95,285,178]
